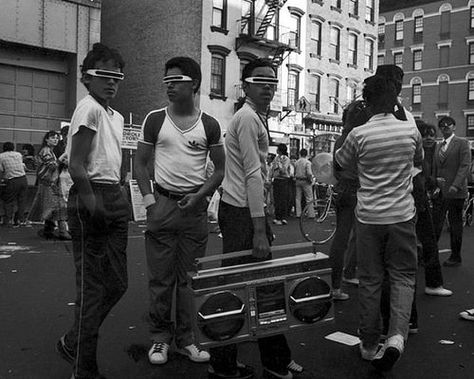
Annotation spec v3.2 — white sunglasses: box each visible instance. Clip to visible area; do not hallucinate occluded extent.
[86,69,124,81]
[163,75,193,84]
[244,77,279,85]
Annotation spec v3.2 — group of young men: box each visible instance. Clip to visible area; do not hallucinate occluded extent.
[55,43,302,379]
[54,40,472,379]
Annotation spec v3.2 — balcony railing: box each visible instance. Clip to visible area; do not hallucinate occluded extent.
[236,17,293,48]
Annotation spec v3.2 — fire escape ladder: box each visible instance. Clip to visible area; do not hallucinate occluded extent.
[255,0,287,38]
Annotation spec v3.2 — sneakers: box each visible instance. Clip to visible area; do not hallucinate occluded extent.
[177,343,210,363]
[359,343,379,361]
[459,308,474,321]
[287,360,304,375]
[281,219,288,225]
[148,342,169,365]
[425,286,453,296]
[56,335,75,364]
[273,219,283,225]
[332,289,349,301]
[372,334,404,372]
[342,277,359,286]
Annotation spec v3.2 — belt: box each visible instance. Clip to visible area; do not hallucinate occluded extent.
[154,183,198,201]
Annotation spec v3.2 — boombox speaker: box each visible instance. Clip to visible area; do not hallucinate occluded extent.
[186,242,334,348]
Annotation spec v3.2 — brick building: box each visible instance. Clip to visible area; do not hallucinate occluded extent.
[0,0,102,147]
[379,0,474,140]
[101,0,379,156]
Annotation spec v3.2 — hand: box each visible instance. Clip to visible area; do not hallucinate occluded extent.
[448,185,458,194]
[252,231,271,259]
[436,177,446,188]
[177,193,201,212]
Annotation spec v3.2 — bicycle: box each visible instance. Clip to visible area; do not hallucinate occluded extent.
[299,182,337,244]
[462,186,474,227]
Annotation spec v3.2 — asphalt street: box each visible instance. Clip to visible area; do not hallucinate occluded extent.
[1,218,473,379]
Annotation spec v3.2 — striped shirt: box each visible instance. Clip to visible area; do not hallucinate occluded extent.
[335,113,423,224]
[0,151,26,179]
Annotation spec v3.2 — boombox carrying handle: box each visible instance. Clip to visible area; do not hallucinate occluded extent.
[194,241,317,270]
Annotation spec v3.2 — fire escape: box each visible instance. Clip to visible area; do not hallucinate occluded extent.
[236,0,294,67]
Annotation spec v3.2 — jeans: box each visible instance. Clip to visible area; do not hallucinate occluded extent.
[65,183,129,378]
[2,176,27,224]
[209,201,291,375]
[273,178,290,221]
[343,229,358,279]
[145,193,208,347]
[295,179,314,217]
[432,197,465,262]
[329,190,357,288]
[356,218,417,347]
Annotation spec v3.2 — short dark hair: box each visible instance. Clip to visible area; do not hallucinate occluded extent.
[363,75,398,115]
[3,142,14,152]
[21,144,35,156]
[342,100,371,134]
[165,57,202,93]
[300,148,308,157]
[375,65,404,95]
[438,116,455,129]
[415,120,436,137]
[41,130,59,148]
[241,58,276,82]
[80,43,125,89]
[277,143,288,156]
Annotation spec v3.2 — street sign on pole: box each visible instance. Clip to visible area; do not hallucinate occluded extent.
[295,96,311,113]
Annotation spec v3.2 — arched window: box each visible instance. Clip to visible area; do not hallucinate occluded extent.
[411,77,422,105]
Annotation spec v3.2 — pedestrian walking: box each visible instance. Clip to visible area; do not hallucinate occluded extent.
[55,43,129,379]
[208,58,304,379]
[294,148,314,218]
[0,142,28,227]
[271,143,291,225]
[134,56,225,366]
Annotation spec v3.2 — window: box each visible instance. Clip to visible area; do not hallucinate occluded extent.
[348,34,358,65]
[311,21,322,56]
[467,115,474,137]
[346,84,357,103]
[378,23,385,46]
[470,43,474,65]
[439,45,449,67]
[413,50,422,71]
[440,10,451,38]
[265,11,278,41]
[212,0,227,29]
[394,52,403,69]
[349,0,359,16]
[413,16,423,42]
[330,27,341,61]
[331,0,341,9]
[438,78,448,107]
[289,14,301,49]
[377,54,385,66]
[412,83,421,104]
[210,54,225,97]
[395,20,404,41]
[287,72,299,108]
[329,79,340,113]
[365,0,374,23]
[310,75,321,111]
[471,6,474,29]
[241,0,252,34]
[469,79,474,101]
[364,39,374,71]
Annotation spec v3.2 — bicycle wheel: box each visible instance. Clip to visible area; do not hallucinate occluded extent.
[300,199,337,244]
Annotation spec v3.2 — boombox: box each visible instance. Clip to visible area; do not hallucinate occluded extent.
[186,243,334,348]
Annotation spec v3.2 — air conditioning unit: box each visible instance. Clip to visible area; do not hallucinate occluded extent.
[186,249,333,347]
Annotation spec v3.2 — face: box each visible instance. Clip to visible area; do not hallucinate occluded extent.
[422,128,436,149]
[439,122,455,139]
[243,66,277,108]
[84,59,122,103]
[46,134,59,147]
[164,67,196,103]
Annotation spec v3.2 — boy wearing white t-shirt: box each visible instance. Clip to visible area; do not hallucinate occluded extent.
[56,43,129,379]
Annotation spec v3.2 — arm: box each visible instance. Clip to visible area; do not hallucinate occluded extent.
[178,144,225,211]
[68,126,96,214]
[451,139,472,191]
[335,131,358,174]
[134,142,155,208]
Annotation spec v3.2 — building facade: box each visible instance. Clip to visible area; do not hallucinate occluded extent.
[0,0,102,147]
[102,0,379,156]
[379,0,474,140]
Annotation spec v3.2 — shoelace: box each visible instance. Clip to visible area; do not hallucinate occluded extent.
[187,344,204,355]
[287,360,303,373]
[151,342,168,354]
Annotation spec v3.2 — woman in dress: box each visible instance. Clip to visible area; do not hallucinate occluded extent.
[28,130,70,240]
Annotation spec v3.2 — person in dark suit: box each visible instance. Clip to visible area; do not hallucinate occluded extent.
[432,116,472,267]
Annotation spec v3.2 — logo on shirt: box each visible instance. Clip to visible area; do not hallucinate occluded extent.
[188,140,206,150]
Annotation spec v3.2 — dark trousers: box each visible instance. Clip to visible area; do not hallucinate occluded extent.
[273,178,290,221]
[2,176,27,224]
[209,201,291,375]
[329,190,356,288]
[432,197,465,261]
[65,183,129,378]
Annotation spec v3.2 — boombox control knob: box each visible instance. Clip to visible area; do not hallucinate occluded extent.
[218,276,225,285]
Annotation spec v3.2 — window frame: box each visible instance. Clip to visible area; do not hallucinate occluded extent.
[210,54,226,98]
[365,0,374,23]
[468,78,474,101]
[287,71,300,108]
[377,54,385,66]
[413,49,423,71]
[467,114,474,137]
[348,33,358,66]
[364,38,374,71]
[471,6,474,29]
[310,74,321,111]
[289,13,302,49]
[329,26,341,61]
[349,0,359,16]
[412,83,421,104]
[394,52,403,69]
[311,20,322,56]
[329,78,340,114]
[438,78,449,107]
[470,42,474,65]
[395,20,404,41]
[413,15,423,42]
[211,0,227,30]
